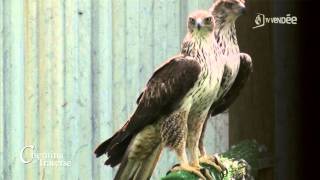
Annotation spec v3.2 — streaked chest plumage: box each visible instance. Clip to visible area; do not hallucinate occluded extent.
[187,42,225,117]
[215,26,241,99]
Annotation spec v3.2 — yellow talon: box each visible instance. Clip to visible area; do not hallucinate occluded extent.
[200,154,227,175]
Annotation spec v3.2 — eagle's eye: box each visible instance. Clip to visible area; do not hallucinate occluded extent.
[204,17,212,24]
[224,2,234,9]
[189,18,196,25]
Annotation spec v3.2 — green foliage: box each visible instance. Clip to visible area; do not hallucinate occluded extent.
[161,171,199,180]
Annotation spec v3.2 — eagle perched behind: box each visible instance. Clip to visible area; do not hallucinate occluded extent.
[198,0,253,170]
[95,10,225,180]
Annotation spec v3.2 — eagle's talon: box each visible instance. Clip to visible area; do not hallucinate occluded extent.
[166,163,180,175]
[201,168,214,180]
[171,163,207,180]
[200,155,227,175]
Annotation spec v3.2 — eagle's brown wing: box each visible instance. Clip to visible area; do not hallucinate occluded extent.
[94,55,201,167]
[119,55,201,142]
[210,53,252,116]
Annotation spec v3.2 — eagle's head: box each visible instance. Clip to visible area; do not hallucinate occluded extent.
[182,10,215,55]
[187,10,215,37]
[210,0,246,23]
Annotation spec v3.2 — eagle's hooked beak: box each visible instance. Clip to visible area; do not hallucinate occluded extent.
[196,19,203,30]
[239,7,246,14]
[238,2,246,15]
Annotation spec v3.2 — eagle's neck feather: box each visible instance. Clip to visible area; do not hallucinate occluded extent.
[181,33,216,60]
[181,33,220,76]
[215,21,239,56]
[213,11,240,57]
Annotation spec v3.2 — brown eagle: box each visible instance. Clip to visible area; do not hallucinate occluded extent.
[198,0,253,170]
[95,10,225,180]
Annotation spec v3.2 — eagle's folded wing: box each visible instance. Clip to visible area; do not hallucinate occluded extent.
[94,55,201,167]
[210,53,252,116]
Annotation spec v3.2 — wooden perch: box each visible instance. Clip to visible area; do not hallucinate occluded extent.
[162,140,273,180]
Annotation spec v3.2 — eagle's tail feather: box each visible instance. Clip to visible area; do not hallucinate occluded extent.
[115,144,163,180]
[134,144,163,180]
[94,131,133,167]
[94,135,114,158]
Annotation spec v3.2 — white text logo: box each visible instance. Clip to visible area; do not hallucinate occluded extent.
[20,145,72,167]
[253,13,298,29]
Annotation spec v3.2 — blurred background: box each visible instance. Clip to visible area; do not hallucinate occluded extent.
[0,0,304,179]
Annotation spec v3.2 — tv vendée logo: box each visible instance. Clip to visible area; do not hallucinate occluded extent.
[253,13,298,29]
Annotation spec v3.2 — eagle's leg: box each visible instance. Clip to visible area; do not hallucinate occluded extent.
[171,145,206,180]
[197,115,227,176]
[164,111,206,180]
[198,117,227,174]
[199,115,209,156]
[188,117,205,167]
[170,117,209,179]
